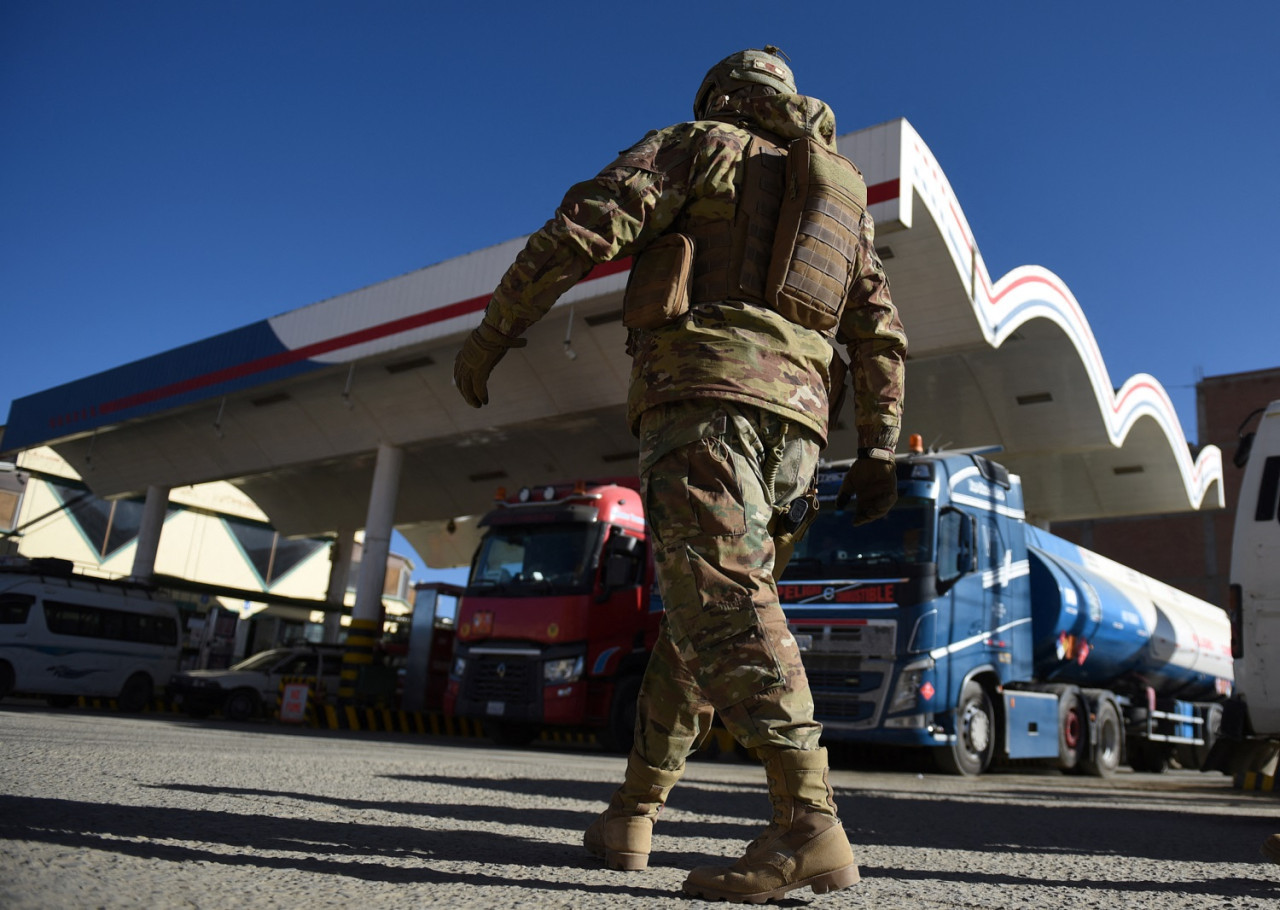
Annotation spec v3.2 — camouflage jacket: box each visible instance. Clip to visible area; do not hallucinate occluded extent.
[480,93,906,450]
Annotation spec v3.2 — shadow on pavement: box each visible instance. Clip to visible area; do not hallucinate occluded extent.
[5,773,1280,903]
[0,793,676,900]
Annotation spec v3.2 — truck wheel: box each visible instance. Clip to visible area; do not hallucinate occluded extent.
[600,675,641,754]
[1056,691,1087,771]
[1082,699,1121,777]
[936,680,996,776]
[0,661,13,700]
[116,673,153,713]
[224,688,260,722]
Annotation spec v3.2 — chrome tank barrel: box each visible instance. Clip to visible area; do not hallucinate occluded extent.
[1026,527,1233,700]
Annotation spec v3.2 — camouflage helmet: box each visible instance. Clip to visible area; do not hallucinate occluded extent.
[694,46,796,119]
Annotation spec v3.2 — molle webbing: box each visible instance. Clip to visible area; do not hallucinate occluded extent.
[688,134,785,307]
[766,137,868,334]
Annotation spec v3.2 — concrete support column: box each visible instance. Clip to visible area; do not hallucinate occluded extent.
[130,485,170,581]
[323,528,355,644]
[340,444,402,703]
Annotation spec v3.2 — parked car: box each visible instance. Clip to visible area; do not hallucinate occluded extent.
[168,644,344,721]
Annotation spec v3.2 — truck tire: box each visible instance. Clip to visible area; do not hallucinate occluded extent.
[224,688,260,722]
[0,661,13,700]
[936,680,996,776]
[1081,699,1122,777]
[600,675,641,754]
[1056,690,1087,771]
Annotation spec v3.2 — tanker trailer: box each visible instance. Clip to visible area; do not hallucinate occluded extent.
[1025,525,1234,772]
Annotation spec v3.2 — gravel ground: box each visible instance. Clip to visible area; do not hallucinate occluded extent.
[2,705,1280,909]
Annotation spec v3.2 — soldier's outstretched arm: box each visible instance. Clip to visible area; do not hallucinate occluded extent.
[453,132,691,409]
[835,214,907,524]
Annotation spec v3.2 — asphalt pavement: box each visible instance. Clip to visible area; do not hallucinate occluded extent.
[2,705,1280,909]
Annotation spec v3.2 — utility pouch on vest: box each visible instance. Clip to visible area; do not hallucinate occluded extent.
[622,233,694,331]
[765,137,868,335]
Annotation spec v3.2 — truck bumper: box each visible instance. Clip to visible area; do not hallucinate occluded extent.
[817,715,950,748]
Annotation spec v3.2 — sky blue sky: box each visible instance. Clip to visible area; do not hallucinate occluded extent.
[3,2,1276,580]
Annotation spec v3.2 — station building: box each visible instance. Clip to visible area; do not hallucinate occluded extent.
[0,446,416,668]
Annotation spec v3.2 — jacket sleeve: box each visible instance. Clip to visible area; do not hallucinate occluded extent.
[836,212,907,452]
[481,129,693,339]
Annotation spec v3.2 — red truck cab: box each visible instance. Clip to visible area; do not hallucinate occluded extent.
[443,480,658,749]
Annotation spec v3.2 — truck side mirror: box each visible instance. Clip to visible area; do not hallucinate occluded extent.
[598,533,641,601]
[937,508,975,586]
[1234,431,1255,470]
[607,534,638,556]
[957,513,976,573]
[603,554,634,589]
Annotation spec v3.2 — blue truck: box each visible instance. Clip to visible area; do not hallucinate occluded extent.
[779,446,1234,776]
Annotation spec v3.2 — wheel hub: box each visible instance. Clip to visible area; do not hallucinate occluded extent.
[966,704,990,754]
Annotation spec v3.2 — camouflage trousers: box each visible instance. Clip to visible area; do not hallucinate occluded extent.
[633,398,823,772]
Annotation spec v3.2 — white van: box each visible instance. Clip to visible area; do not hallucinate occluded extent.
[1230,400,1280,736]
[0,557,182,711]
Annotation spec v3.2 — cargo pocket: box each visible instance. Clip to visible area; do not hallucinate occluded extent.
[684,603,787,708]
[686,435,747,538]
[646,436,747,547]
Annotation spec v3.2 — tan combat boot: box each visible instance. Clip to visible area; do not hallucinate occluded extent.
[584,749,683,871]
[683,746,859,902]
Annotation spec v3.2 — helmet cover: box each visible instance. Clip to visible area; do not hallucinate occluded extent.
[693,45,796,118]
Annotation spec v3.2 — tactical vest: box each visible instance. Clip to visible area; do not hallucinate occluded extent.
[688,130,869,336]
[684,133,787,310]
[622,127,869,337]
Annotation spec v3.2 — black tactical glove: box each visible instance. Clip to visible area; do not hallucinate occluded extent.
[453,322,527,408]
[836,448,897,525]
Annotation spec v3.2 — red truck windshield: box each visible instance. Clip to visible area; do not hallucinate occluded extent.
[468,523,600,596]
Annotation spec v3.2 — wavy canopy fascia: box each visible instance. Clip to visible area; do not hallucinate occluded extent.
[836,119,1222,521]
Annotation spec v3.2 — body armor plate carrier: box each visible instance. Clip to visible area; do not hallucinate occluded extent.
[622,130,868,337]
[765,136,868,335]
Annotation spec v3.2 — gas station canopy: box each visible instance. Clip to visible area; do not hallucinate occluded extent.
[2,119,1222,568]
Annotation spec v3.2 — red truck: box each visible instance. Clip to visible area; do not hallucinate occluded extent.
[443,480,659,749]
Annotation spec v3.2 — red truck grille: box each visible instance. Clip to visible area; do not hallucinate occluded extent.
[471,655,535,702]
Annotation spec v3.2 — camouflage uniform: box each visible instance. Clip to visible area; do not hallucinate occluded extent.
[634,399,821,765]
[471,90,905,765]
[456,52,905,898]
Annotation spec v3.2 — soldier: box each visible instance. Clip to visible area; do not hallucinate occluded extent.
[453,46,906,903]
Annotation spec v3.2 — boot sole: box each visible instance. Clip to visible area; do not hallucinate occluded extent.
[605,849,649,871]
[586,843,650,871]
[682,863,860,903]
